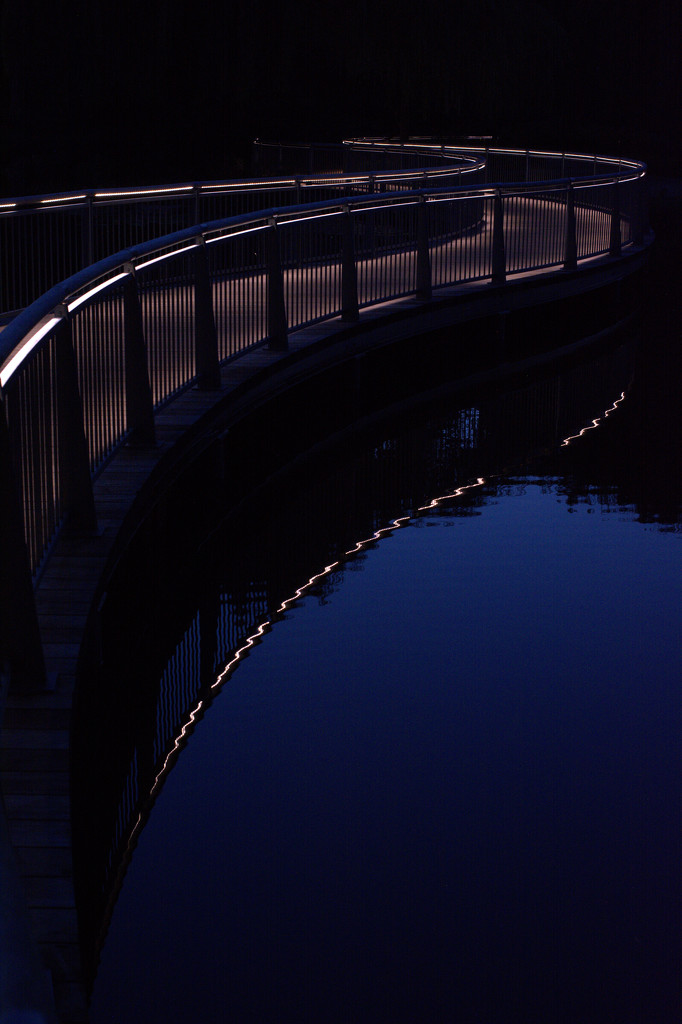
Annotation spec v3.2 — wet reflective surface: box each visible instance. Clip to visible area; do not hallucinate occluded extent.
[81,260,682,1023]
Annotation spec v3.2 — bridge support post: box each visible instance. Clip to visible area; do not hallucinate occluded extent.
[123,269,156,445]
[0,393,46,692]
[267,220,289,351]
[341,207,359,322]
[415,197,432,301]
[491,191,506,285]
[54,312,98,534]
[609,180,621,257]
[563,182,578,271]
[193,238,221,390]
[634,179,645,246]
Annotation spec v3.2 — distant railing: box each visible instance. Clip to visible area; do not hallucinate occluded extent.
[0,141,482,318]
[0,140,648,692]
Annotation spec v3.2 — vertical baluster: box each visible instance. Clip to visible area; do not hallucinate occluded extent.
[267,219,288,351]
[492,190,506,285]
[416,196,432,301]
[123,268,156,444]
[341,206,359,322]
[564,182,578,271]
[54,311,97,534]
[609,179,621,257]
[194,238,221,389]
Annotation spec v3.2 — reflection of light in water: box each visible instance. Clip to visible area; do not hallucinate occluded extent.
[561,391,626,446]
[122,387,629,852]
[132,476,490,828]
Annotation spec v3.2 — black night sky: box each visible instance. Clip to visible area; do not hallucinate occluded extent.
[1,0,679,195]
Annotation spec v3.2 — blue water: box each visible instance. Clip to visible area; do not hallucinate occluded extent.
[89,478,682,1023]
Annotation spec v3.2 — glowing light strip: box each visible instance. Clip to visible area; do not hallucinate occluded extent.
[561,391,626,446]
[573,180,623,190]
[203,180,297,190]
[94,185,193,198]
[66,272,129,312]
[301,178,368,187]
[427,192,496,203]
[351,201,420,214]
[135,242,200,271]
[0,316,62,386]
[205,223,270,243]
[279,210,344,226]
[0,202,17,209]
[40,194,87,204]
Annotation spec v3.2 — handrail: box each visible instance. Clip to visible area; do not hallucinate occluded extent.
[0,142,648,695]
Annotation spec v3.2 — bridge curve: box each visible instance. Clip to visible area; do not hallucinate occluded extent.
[0,139,650,1022]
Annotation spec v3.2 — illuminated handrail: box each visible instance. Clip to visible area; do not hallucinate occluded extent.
[0,142,648,694]
[0,141,482,318]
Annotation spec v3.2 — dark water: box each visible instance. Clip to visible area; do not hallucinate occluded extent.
[83,251,682,1023]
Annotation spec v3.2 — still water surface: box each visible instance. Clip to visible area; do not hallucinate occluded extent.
[91,490,682,1018]
[87,271,682,1022]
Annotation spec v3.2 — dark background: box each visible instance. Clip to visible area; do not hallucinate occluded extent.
[1,1,679,197]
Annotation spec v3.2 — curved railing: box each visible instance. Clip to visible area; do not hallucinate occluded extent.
[0,140,648,693]
[0,140,482,318]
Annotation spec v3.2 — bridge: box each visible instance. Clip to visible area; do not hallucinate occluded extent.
[0,139,650,1022]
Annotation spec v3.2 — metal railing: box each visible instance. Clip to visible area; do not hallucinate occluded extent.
[0,141,648,693]
[0,141,482,319]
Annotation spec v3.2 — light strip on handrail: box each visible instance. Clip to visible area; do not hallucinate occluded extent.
[135,243,200,270]
[205,223,270,243]
[202,180,297,190]
[40,195,88,204]
[278,210,344,226]
[0,317,62,387]
[94,186,194,199]
[66,272,129,312]
[300,178,368,187]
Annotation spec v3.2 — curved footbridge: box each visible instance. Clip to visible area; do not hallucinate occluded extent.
[0,139,651,1022]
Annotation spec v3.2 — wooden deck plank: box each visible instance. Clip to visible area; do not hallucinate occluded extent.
[7,819,72,847]
[13,846,74,877]
[0,770,70,796]
[4,794,70,820]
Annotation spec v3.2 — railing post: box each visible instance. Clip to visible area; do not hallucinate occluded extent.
[0,391,47,692]
[341,206,359,322]
[525,149,530,182]
[415,196,432,301]
[634,177,645,246]
[81,193,94,266]
[609,179,621,257]
[491,190,506,285]
[123,268,156,445]
[54,311,98,534]
[563,181,578,271]
[193,238,221,390]
[267,219,288,351]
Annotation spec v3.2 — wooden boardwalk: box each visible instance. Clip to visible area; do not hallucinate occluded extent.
[0,199,643,1022]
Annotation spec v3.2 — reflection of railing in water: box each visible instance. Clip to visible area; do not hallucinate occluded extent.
[73,333,637,980]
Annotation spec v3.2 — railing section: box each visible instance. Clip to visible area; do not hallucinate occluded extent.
[0,141,482,319]
[0,144,648,692]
